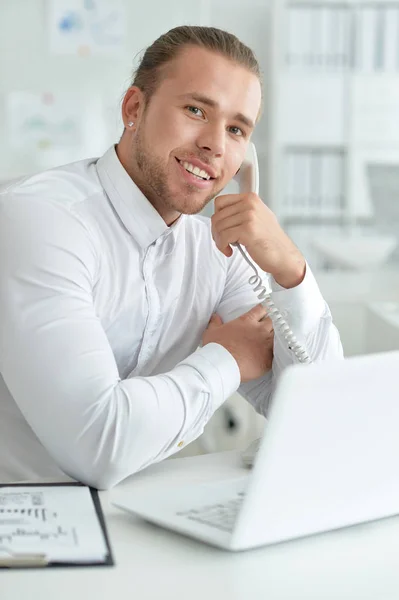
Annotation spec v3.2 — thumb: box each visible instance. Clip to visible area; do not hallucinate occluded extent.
[242,303,268,323]
[207,313,223,328]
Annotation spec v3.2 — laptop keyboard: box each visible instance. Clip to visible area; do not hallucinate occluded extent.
[176,491,246,533]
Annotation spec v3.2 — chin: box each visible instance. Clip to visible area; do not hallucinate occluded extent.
[167,191,209,216]
[178,200,209,215]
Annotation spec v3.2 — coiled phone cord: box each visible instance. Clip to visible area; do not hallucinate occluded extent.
[234,243,312,364]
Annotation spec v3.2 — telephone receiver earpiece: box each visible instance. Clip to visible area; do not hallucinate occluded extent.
[231,142,259,250]
[233,142,259,196]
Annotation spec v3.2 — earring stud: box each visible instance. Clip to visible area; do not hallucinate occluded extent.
[127,121,134,127]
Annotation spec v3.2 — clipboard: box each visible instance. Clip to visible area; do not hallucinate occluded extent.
[0,482,114,569]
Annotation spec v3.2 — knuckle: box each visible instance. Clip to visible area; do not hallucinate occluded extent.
[248,192,258,206]
[214,196,223,210]
[248,192,259,208]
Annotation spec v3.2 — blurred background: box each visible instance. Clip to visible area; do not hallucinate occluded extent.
[2,0,399,455]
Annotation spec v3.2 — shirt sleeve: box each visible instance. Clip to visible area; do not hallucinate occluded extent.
[0,196,240,489]
[215,246,344,418]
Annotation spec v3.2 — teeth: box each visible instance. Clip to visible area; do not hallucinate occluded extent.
[180,160,211,180]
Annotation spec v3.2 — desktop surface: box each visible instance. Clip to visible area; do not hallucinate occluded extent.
[2,450,399,600]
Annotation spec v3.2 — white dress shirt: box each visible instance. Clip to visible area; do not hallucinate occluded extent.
[0,146,343,488]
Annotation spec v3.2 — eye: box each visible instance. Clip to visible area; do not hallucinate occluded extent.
[186,106,204,118]
[229,126,244,137]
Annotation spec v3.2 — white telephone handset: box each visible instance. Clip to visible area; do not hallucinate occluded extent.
[233,142,311,365]
[234,141,260,197]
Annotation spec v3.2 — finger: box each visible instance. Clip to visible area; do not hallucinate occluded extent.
[212,216,243,254]
[207,313,223,328]
[214,225,244,254]
[212,203,244,226]
[215,192,261,213]
[259,317,274,338]
[259,316,273,330]
[212,213,244,236]
[214,193,246,212]
[212,232,236,257]
[220,245,233,258]
[241,304,268,322]
[213,237,234,258]
[262,321,274,335]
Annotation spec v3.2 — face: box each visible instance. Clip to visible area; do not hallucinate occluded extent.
[119,46,262,224]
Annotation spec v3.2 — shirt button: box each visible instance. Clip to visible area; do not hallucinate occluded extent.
[177,441,184,448]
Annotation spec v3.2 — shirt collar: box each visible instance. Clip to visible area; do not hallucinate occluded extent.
[96,145,183,248]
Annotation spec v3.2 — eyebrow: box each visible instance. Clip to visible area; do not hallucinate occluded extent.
[179,92,255,130]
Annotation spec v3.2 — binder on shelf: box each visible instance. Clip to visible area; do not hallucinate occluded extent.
[320,5,332,69]
[285,6,311,69]
[303,6,315,68]
[358,6,377,72]
[374,6,385,71]
[383,7,399,71]
[285,4,350,72]
[297,7,310,69]
[283,151,296,214]
[329,7,340,69]
[313,6,328,70]
[324,152,344,213]
[286,6,297,67]
[294,152,308,213]
[0,482,114,569]
[310,151,322,213]
[302,151,312,216]
[337,7,350,69]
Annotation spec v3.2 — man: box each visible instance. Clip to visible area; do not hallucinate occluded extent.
[0,26,343,489]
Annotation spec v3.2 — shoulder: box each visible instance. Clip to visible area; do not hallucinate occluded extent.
[0,156,103,217]
[0,157,105,246]
[0,158,103,263]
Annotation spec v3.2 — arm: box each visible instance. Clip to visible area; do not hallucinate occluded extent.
[0,197,240,489]
[213,239,343,418]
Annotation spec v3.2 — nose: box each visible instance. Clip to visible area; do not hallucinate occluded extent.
[196,123,225,157]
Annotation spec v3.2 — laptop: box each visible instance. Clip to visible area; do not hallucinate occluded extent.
[112,350,399,551]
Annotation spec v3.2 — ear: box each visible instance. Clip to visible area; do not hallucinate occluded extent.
[121,86,146,130]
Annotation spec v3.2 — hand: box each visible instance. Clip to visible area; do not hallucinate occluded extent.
[201,304,274,383]
[211,192,306,289]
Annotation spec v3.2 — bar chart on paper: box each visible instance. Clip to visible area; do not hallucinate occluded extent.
[0,485,110,564]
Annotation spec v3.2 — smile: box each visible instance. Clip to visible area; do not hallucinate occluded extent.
[175,158,215,189]
[178,159,213,181]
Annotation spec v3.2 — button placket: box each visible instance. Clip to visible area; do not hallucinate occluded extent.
[134,243,161,371]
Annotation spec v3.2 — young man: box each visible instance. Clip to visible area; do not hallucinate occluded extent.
[0,26,343,489]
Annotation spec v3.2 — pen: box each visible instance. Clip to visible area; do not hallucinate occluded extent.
[0,548,48,568]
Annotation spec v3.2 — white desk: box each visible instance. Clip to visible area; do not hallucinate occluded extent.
[3,450,399,600]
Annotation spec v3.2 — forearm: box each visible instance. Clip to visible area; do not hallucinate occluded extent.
[3,343,239,490]
[239,266,343,417]
[239,312,342,418]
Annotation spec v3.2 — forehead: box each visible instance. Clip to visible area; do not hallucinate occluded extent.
[156,46,262,122]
